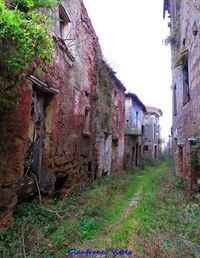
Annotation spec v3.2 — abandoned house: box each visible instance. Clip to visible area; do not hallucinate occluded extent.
[0,0,126,227]
[111,70,126,173]
[143,106,163,159]
[124,93,146,166]
[93,60,126,177]
[164,0,200,192]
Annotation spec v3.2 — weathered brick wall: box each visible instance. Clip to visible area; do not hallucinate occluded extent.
[169,0,200,191]
[111,81,125,173]
[0,0,126,227]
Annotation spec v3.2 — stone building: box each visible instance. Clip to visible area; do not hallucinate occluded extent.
[143,106,163,159]
[124,93,146,166]
[0,0,125,226]
[93,60,126,176]
[164,0,200,192]
[111,72,126,173]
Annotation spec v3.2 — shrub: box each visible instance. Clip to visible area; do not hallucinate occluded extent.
[0,0,57,78]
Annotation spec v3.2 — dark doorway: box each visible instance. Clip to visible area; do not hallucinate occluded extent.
[132,146,135,164]
[154,145,157,159]
[136,143,138,166]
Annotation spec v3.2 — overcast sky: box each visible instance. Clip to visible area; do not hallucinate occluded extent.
[83,0,172,141]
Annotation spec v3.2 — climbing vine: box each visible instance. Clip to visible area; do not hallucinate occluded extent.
[0,0,59,112]
[125,127,140,136]
[0,0,58,78]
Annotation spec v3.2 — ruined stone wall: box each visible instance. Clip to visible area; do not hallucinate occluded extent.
[169,0,200,191]
[92,60,126,176]
[124,135,143,166]
[111,83,125,173]
[125,99,143,134]
[0,0,124,227]
[124,95,145,166]
[143,108,162,159]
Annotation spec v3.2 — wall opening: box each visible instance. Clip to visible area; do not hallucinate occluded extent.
[25,90,46,184]
[24,78,56,189]
[53,175,69,199]
[136,111,139,128]
[136,143,138,166]
[173,84,177,115]
[141,125,144,134]
[88,161,92,178]
[182,54,190,106]
[131,146,135,164]
[59,4,70,39]
[154,145,158,159]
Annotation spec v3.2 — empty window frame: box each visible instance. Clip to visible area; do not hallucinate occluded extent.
[182,54,190,106]
[153,124,156,140]
[136,111,139,128]
[59,5,70,39]
[173,84,177,115]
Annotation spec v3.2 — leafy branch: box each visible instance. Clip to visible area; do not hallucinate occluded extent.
[0,0,58,79]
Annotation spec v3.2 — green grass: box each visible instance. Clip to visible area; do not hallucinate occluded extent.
[0,164,141,257]
[0,157,199,257]
[130,165,200,257]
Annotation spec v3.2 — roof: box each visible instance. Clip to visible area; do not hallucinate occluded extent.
[125,92,146,112]
[100,60,126,92]
[145,106,163,117]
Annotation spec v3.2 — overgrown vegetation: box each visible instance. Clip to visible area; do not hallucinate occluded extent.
[0,158,199,257]
[93,55,115,127]
[0,0,56,77]
[131,166,200,257]
[125,127,140,136]
[0,167,139,256]
[0,0,57,111]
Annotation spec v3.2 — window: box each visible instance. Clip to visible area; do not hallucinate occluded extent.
[173,84,177,115]
[154,124,156,140]
[141,125,144,134]
[84,106,90,133]
[182,54,190,106]
[136,111,139,128]
[59,5,70,39]
[145,125,149,140]
[144,145,148,151]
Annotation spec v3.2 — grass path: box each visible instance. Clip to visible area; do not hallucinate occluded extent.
[76,160,200,258]
[1,159,199,257]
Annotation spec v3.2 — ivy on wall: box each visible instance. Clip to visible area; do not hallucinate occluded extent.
[93,55,114,128]
[0,0,58,112]
[0,0,57,78]
[125,127,140,136]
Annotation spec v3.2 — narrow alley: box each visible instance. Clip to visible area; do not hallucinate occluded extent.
[0,0,200,257]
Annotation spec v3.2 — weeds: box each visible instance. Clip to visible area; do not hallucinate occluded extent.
[1,158,199,258]
[133,168,200,258]
[0,165,138,257]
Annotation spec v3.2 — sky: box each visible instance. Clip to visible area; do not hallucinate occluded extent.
[83,0,172,141]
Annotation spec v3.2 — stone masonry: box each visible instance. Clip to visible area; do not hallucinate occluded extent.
[164,0,200,192]
[143,106,163,159]
[124,93,146,166]
[0,0,126,227]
